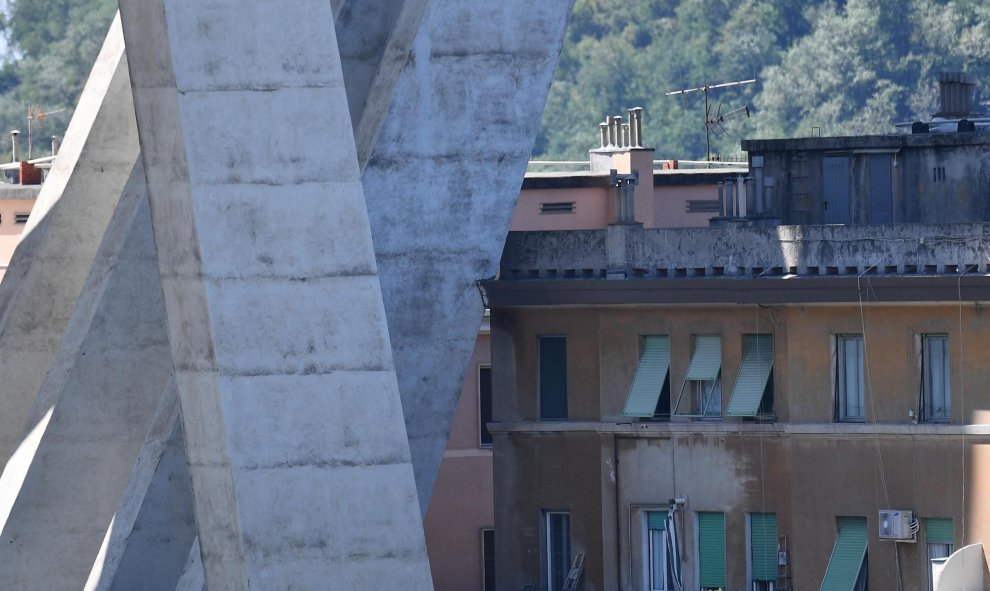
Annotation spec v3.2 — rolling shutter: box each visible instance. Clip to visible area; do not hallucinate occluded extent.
[623,336,670,417]
[750,513,778,582]
[926,518,953,544]
[686,336,721,381]
[698,512,726,588]
[726,334,774,417]
[820,517,867,591]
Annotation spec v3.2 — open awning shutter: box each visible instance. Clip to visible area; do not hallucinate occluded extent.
[820,517,867,591]
[623,336,670,417]
[726,334,774,417]
[698,512,726,588]
[926,518,954,544]
[685,335,721,381]
[750,513,778,582]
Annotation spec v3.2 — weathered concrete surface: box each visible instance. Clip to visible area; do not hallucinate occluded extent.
[500,223,990,279]
[0,180,174,590]
[118,1,432,587]
[174,539,206,591]
[335,0,430,169]
[361,0,574,512]
[84,379,197,591]
[0,13,138,471]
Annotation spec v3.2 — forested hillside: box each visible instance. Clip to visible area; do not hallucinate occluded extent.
[0,0,116,158]
[0,0,986,161]
[538,0,990,160]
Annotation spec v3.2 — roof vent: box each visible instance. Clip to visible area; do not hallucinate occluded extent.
[935,72,976,118]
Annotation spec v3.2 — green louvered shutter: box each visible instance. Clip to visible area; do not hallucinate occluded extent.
[820,517,867,591]
[686,336,722,381]
[926,518,953,544]
[623,336,670,417]
[540,336,568,420]
[698,512,726,588]
[750,513,778,582]
[727,335,774,417]
[647,511,666,530]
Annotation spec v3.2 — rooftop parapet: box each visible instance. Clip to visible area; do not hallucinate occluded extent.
[499,222,990,281]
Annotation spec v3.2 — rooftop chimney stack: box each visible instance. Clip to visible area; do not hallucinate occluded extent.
[10,130,19,163]
[936,72,976,118]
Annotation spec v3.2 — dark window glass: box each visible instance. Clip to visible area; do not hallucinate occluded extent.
[539,336,568,420]
[483,529,495,591]
[479,366,493,446]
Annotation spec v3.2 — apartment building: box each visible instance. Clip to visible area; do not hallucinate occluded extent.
[424,111,738,591]
[484,96,990,590]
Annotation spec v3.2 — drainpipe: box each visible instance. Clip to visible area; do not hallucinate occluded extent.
[614,434,622,590]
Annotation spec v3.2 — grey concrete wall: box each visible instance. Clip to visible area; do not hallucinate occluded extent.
[0,13,138,472]
[118,1,433,587]
[362,0,575,513]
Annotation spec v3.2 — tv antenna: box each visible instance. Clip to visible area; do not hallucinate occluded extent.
[26,105,65,160]
[665,78,754,163]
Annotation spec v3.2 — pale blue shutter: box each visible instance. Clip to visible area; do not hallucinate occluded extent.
[820,517,867,591]
[623,336,670,417]
[726,334,774,417]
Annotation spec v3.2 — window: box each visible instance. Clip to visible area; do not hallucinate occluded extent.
[543,511,570,591]
[539,336,567,420]
[727,334,775,418]
[697,512,726,591]
[835,335,865,422]
[623,336,671,420]
[14,213,29,224]
[482,528,495,591]
[749,513,777,591]
[540,201,575,214]
[479,365,493,446]
[926,518,953,591]
[643,510,681,591]
[674,335,722,418]
[821,516,868,591]
[921,335,950,423]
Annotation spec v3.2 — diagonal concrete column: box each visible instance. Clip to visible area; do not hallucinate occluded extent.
[84,379,198,591]
[118,1,433,588]
[0,174,175,590]
[361,0,574,513]
[335,0,430,169]
[0,13,139,471]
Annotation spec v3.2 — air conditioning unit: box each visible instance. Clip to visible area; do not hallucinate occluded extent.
[879,510,916,542]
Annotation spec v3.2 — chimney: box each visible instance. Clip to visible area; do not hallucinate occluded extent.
[10,130,19,163]
[935,72,976,118]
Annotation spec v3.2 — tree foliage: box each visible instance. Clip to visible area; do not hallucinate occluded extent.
[0,0,116,158]
[538,0,990,160]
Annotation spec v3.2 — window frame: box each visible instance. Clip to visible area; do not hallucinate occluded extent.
[920,334,951,423]
[673,335,723,419]
[543,510,571,591]
[641,510,675,591]
[835,334,865,422]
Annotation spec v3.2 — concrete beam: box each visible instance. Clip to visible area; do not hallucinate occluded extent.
[0,13,139,471]
[0,174,174,589]
[84,379,198,591]
[361,0,574,513]
[118,1,432,587]
[335,0,429,170]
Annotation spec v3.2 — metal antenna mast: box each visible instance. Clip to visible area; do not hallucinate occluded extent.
[665,78,755,163]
